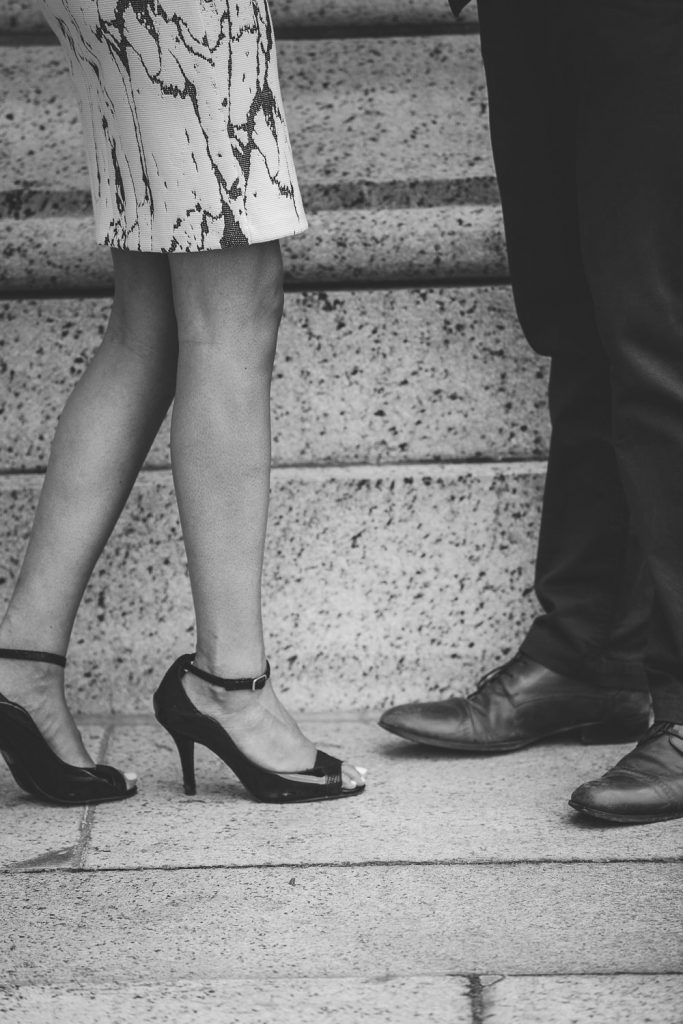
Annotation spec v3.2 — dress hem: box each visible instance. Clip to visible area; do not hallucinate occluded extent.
[95,217,309,254]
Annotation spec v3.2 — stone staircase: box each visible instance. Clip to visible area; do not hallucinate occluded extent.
[2,8,682,1024]
[0,0,546,715]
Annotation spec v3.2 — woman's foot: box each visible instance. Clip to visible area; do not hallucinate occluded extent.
[182,663,366,792]
[0,656,137,789]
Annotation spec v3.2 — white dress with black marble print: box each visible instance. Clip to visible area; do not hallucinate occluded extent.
[38,0,308,251]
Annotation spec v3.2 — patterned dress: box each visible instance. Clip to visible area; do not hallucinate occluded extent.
[37,0,308,252]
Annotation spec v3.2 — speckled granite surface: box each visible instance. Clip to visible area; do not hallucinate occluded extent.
[0,205,508,293]
[0,287,548,472]
[2,863,681,983]
[1,31,502,290]
[0,978,471,1024]
[3,5,677,1022]
[482,976,683,1024]
[4,716,680,875]
[0,37,494,215]
[77,719,683,869]
[0,717,679,1018]
[0,0,478,33]
[0,724,103,867]
[0,463,543,713]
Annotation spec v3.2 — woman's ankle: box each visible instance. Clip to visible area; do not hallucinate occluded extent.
[0,610,69,658]
[193,646,267,680]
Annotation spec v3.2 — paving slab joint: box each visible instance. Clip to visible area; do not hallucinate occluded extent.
[72,723,114,869]
[466,974,506,1024]
[466,974,486,1024]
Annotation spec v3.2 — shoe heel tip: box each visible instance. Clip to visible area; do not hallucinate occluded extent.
[183,784,197,796]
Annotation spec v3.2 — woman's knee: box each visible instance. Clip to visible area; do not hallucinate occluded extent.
[171,242,284,372]
[108,251,179,362]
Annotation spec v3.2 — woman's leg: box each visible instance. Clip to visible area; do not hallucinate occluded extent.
[0,251,177,768]
[169,243,363,790]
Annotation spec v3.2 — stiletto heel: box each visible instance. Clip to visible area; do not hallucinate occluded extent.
[169,729,196,796]
[154,654,365,804]
[0,648,136,805]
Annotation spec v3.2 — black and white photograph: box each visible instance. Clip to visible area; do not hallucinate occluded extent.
[0,0,681,1021]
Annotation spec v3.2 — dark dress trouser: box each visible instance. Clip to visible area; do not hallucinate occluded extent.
[466,0,683,721]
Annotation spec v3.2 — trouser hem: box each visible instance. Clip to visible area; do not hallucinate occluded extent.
[648,670,683,722]
[521,631,648,692]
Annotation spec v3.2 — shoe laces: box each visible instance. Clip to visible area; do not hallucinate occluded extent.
[467,652,527,700]
[634,721,683,749]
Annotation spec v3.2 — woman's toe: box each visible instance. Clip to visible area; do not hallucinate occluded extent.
[341,763,366,791]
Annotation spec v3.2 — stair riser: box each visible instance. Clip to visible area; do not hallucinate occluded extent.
[0,288,549,470]
[1,34,502,290]
[1,38,493,211]
[1,207,508,293]
[0,0,478,34]
[0,464,542,712]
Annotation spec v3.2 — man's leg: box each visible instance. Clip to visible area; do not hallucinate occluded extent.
[481,0,651,685]
[565,0,683,822]
[379,0,651,748]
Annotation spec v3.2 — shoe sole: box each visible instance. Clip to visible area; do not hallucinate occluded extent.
[1,750,137,806]
[378,718,647,752]
[379,719,572,753]
[568,799,683,824]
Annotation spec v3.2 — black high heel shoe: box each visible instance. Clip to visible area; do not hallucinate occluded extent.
[0,648,136,805]
[153,654,365,803]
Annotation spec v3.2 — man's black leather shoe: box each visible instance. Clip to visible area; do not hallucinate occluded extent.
[569,722,683,823]
[378,653,651,752]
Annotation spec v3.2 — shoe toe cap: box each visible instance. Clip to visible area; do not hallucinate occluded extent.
[378,699,469,742]
[378,703,422,733]
[570,774,674,819]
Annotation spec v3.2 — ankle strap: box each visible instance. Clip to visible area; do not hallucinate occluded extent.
[184,658,270,691]
[0,648,66,668]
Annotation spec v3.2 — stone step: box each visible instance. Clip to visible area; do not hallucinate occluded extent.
[0,287,548,472]
[39,718,683,870]
[2,976,682,1024]
[2,719,679,1014]
[2,37,492,214]
[1,35,502,291]
[0,0,477,34]
[3,863,680,982]
[0,463,542,713]
[1,204,507,293]
[483,976,683,1024]
[4,719,680,871]
[0,979,473,1024]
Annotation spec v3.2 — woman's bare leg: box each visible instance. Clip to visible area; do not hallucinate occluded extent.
[170,243,364,790]
[0,252,177,769]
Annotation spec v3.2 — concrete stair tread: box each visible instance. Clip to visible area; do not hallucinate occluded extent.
[0,978,472,1024]
[0,37,494,212]
[1,0,478,34]
[1,205,508,292]
[2,716,680,872]
[0,724,104,868]
[0,288,548,472]
[93,717,683,868]
[3,977,683,1024]
[482,976,683,1024]
[2,718,682,1004]
[1,33,503,289]
[2,977,683,1024]
[2,862,681,980]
